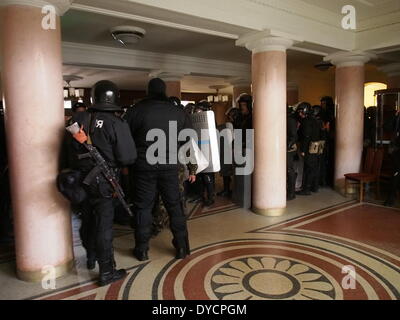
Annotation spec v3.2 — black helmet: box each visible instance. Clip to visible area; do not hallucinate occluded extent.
[90,80,121,112]
[287,105,295,115]
[320,96,334,107]
[312,105,322,117]
[184,103,196,114]
[195,100,212,112]
[72,102,87,113]
[296,102,312,115]
[57,170,87,205]
[169,96,183,109]
[237,94,252,103]
[237,94,253,113]
[148,78,167,100]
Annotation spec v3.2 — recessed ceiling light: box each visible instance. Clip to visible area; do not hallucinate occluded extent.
[110,26,146,46]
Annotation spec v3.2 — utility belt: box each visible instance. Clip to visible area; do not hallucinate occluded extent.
[309,140,325,155]
[287,143,297,153]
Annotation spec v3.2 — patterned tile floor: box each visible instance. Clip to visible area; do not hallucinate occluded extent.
[0,188,399,300]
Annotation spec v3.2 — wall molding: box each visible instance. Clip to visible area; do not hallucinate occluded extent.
[62,42,251,78]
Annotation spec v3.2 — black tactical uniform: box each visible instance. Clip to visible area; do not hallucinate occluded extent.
[384,113,400,207]
[69,80,137,286]
[313,105,327,188]
[287,108,298,200]
[127,78,192,261]
[297,103,322,195]
[321,97,336,187]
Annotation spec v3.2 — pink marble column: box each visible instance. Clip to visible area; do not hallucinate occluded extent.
[0,2,73,282]
[237,35,294,216]
[324,52,375,192]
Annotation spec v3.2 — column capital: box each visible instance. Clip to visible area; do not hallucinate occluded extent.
[149,70,185,82]
[236,29,302,54]
[324,51,376,68]
[0,0,72,16]
[379,63,400,77]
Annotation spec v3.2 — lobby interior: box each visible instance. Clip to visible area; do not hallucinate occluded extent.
[0,0,400,300]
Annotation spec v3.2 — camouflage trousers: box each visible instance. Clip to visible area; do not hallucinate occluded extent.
[152,166,187,237]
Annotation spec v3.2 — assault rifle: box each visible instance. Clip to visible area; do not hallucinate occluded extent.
[66,122,133,217]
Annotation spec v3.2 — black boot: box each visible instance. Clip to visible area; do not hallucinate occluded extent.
[87,258,96,270]
[287,172,297,201]
[173,236,190,260]
[287,193,296,201]
[296,189,312,196]
[217,177,232,197]
[203,196,215,207]
[98,260,127,287]
[86,252,96,270]
[133,247,149,261]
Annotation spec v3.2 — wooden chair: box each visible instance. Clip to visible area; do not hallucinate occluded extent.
[344,148,384,202]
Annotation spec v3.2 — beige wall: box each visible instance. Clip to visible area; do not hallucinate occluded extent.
[365,64,389,84]
[288,63,388,106]
[288,65,335,106]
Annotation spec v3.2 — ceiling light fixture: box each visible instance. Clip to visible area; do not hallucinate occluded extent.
[314,61,333,71]
[63,75,84,99]
[110,26,146,46]
[208,85,229,103]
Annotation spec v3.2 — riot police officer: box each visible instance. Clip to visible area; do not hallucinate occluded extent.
[297,102,322,196]
[238,94,253,133]
[127,78,195,262]
[287,106,298,200]
[72,102,88,113]
[193,101,216,206]
[68,80,137,286]
[313,105,327,188]
[384,110,400,207]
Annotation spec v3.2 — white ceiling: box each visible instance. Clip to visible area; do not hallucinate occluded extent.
[60,2,400,91]
[60,8,336,91]
[300,0,400,21]
[61,10,251,63]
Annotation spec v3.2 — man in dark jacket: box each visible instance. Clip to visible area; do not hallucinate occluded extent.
[287,106,298,200]
[68,80,137,286]
[127,78,195,262]
[384,110,400,207]
[297,102,322,196]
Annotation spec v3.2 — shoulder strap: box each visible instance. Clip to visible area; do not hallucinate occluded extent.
[87,112,96,145]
